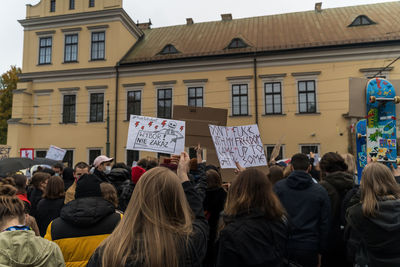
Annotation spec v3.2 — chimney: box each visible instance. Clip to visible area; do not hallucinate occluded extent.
[221,13,232,21]
[137,19,152,30]
[315,2,322,12]
[186,18,194,25]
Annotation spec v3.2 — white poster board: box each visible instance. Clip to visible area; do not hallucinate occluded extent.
[209,124,267,169]
[46,145,66,161]
[126,115,186,154]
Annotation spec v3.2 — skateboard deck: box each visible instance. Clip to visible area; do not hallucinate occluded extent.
[355,119,367,182]
[366,78,399,168]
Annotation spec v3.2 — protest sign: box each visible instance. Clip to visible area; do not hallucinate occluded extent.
[46,145,66,161]
[126,115,186,154]
[209,124,267,169]
[20,148,34,160]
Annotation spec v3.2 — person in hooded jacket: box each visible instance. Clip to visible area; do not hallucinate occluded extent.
[274,153,330,267]
[62,167,75,192]
[45,174,122,267]
[0,184,65,267]
[216,168,288,267]
[92,155,113,182]
[345,162,400,267]
[319,152,354,267]
[36,176,65,237]
[107,164,134,212]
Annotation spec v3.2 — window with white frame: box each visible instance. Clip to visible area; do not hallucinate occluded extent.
[89,93,104,122]
[265,145,284,162]
[127,90,141,120]
[157,88,172,118]
[265,82,282,114]
[39,37,52,65]
[188,87,203,107]
[232,84,248,116]
[63,95,76,123]
[91,32,105,60]
[298,80,316,113]
[64,34,78,62]
[126,150,140,167]
[300,144,320,155]
[88,149,101,165]
[63,150,74,168]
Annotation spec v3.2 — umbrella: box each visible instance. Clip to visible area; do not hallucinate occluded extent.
[0,157,34,175]
[32,157,61,166]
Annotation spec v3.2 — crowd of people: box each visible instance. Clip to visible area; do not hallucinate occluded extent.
[0,146,400,267]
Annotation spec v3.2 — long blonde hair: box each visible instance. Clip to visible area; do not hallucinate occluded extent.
[341,153,356,175]
[360,163,400,217]
[100,167,193,267]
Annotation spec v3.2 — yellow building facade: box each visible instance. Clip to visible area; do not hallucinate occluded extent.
[8,0,400,167]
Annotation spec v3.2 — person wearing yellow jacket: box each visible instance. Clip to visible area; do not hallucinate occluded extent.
[45,174,121,267]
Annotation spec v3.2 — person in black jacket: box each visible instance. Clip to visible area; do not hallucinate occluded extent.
[216,168,288,267]
[28,172,50,218]
[274,153,330,267]
[319,152,354,267]
[345,162,400,267]
[87,152,208,267]
[36,175,65,237]
[107,166,134,212]
[92,155,114,182]
[62,167,75,192]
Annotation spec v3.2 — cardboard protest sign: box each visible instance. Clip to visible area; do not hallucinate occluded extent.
[20,148,34,160]
[126,115,186,154]
[46,145,66,161]
[209,124,267,169]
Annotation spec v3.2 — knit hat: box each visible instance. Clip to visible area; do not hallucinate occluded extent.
[131,166,146,184]
[75,174,102,199]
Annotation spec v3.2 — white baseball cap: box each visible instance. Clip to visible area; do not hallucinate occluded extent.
[93,155,114,167]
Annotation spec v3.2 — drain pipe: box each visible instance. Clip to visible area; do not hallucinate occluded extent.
[253,56,259,125]
[114,64,119,161]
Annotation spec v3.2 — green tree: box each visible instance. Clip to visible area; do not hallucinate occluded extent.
[0,66,21,144]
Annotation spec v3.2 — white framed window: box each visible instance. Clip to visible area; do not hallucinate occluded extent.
[63,149,75,168]
[126,89,142,120]
[64,34,78,63]
[157,88,173,119]
[126,149,140,167]
[292,72,320,114]
[59,87,79,124]
[264,82,283,115]
[86,86,106,123]
[264,144,285,162]
[299,143,320,155]
[231,83,249,116]
[38,36,52,65]
[91,31,105,60]
[88,148,102,165]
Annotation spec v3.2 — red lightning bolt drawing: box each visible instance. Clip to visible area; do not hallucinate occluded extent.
[155,125,158,130]
[161,120,167,127]
[135,121,140,127]
[180,126,184,132]
[141,126,144,130]
[148,122,153,127]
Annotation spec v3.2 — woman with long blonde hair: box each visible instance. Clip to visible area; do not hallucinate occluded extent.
[216,168,288,267]
[87,152,208,267]
[346,162,400,267]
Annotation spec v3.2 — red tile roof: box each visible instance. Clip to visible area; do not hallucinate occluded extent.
[121,1,400,64]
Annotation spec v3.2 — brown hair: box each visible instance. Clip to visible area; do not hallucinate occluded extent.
[190,158,198,171]
[224,169,286,220]
[268,166,284,185]
[320,152,348,174]
[360,163,400,217]
[100,183,119,208]
[0,184,25,229]
[206,169,222,189]
[100,167,193,267]
[30,172,51,188]
[43,176,65,199]
[12,174,27,194]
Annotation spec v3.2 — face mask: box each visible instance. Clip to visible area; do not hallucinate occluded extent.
[104,166,112,174]
[54,173,59,176]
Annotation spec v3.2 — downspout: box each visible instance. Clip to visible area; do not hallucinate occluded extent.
[253,56,259,125]
[114,64,119,161]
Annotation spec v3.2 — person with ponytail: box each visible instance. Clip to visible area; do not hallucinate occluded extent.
[216,168,288,267]
[319,152,354,267]
[0,184,65,266]
[87,151,208,267]
[346,163,400,267]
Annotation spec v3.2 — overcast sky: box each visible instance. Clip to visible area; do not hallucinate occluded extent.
[0,0,392,75]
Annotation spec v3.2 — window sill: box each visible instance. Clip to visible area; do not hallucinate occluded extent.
[37,63,52,66]
[63,61,79,64]
[89,59,106,62]
[87,121,105,123]
[295,112,321,116]
[59,122,77,125]
[32,123,51,126]
[262,113,287,116]
[229,115,252,118]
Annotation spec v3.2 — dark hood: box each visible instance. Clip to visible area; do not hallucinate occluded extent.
[286,170,314,190]
[223,209,266,225]
[323,171,354,192]
[60,197,115,227]
[369,199,400,231]
[108,168,130,183]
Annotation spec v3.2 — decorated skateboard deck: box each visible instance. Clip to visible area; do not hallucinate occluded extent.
[366,78,399,168]
[355,119,367,182]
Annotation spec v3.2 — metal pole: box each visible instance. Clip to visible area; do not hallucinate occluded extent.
[106,100,110,157]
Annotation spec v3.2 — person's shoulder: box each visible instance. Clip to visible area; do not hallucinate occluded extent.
[274,179,286,189]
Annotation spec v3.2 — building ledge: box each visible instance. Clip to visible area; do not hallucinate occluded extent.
[295,112,321,116]
[262,113,287,117]
[7,118,31,126]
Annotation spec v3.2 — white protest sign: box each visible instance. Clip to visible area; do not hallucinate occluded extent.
[46,145,66,161]
[126,115,186,154]
[209,124,267,169]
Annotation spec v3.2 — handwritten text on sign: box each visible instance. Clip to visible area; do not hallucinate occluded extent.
[209,124,267,168]
[126,115,186,154]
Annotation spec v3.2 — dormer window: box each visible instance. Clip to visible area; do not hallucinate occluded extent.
[227,38,248,49]
[349,15,376,27]
[159,44,179,55]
